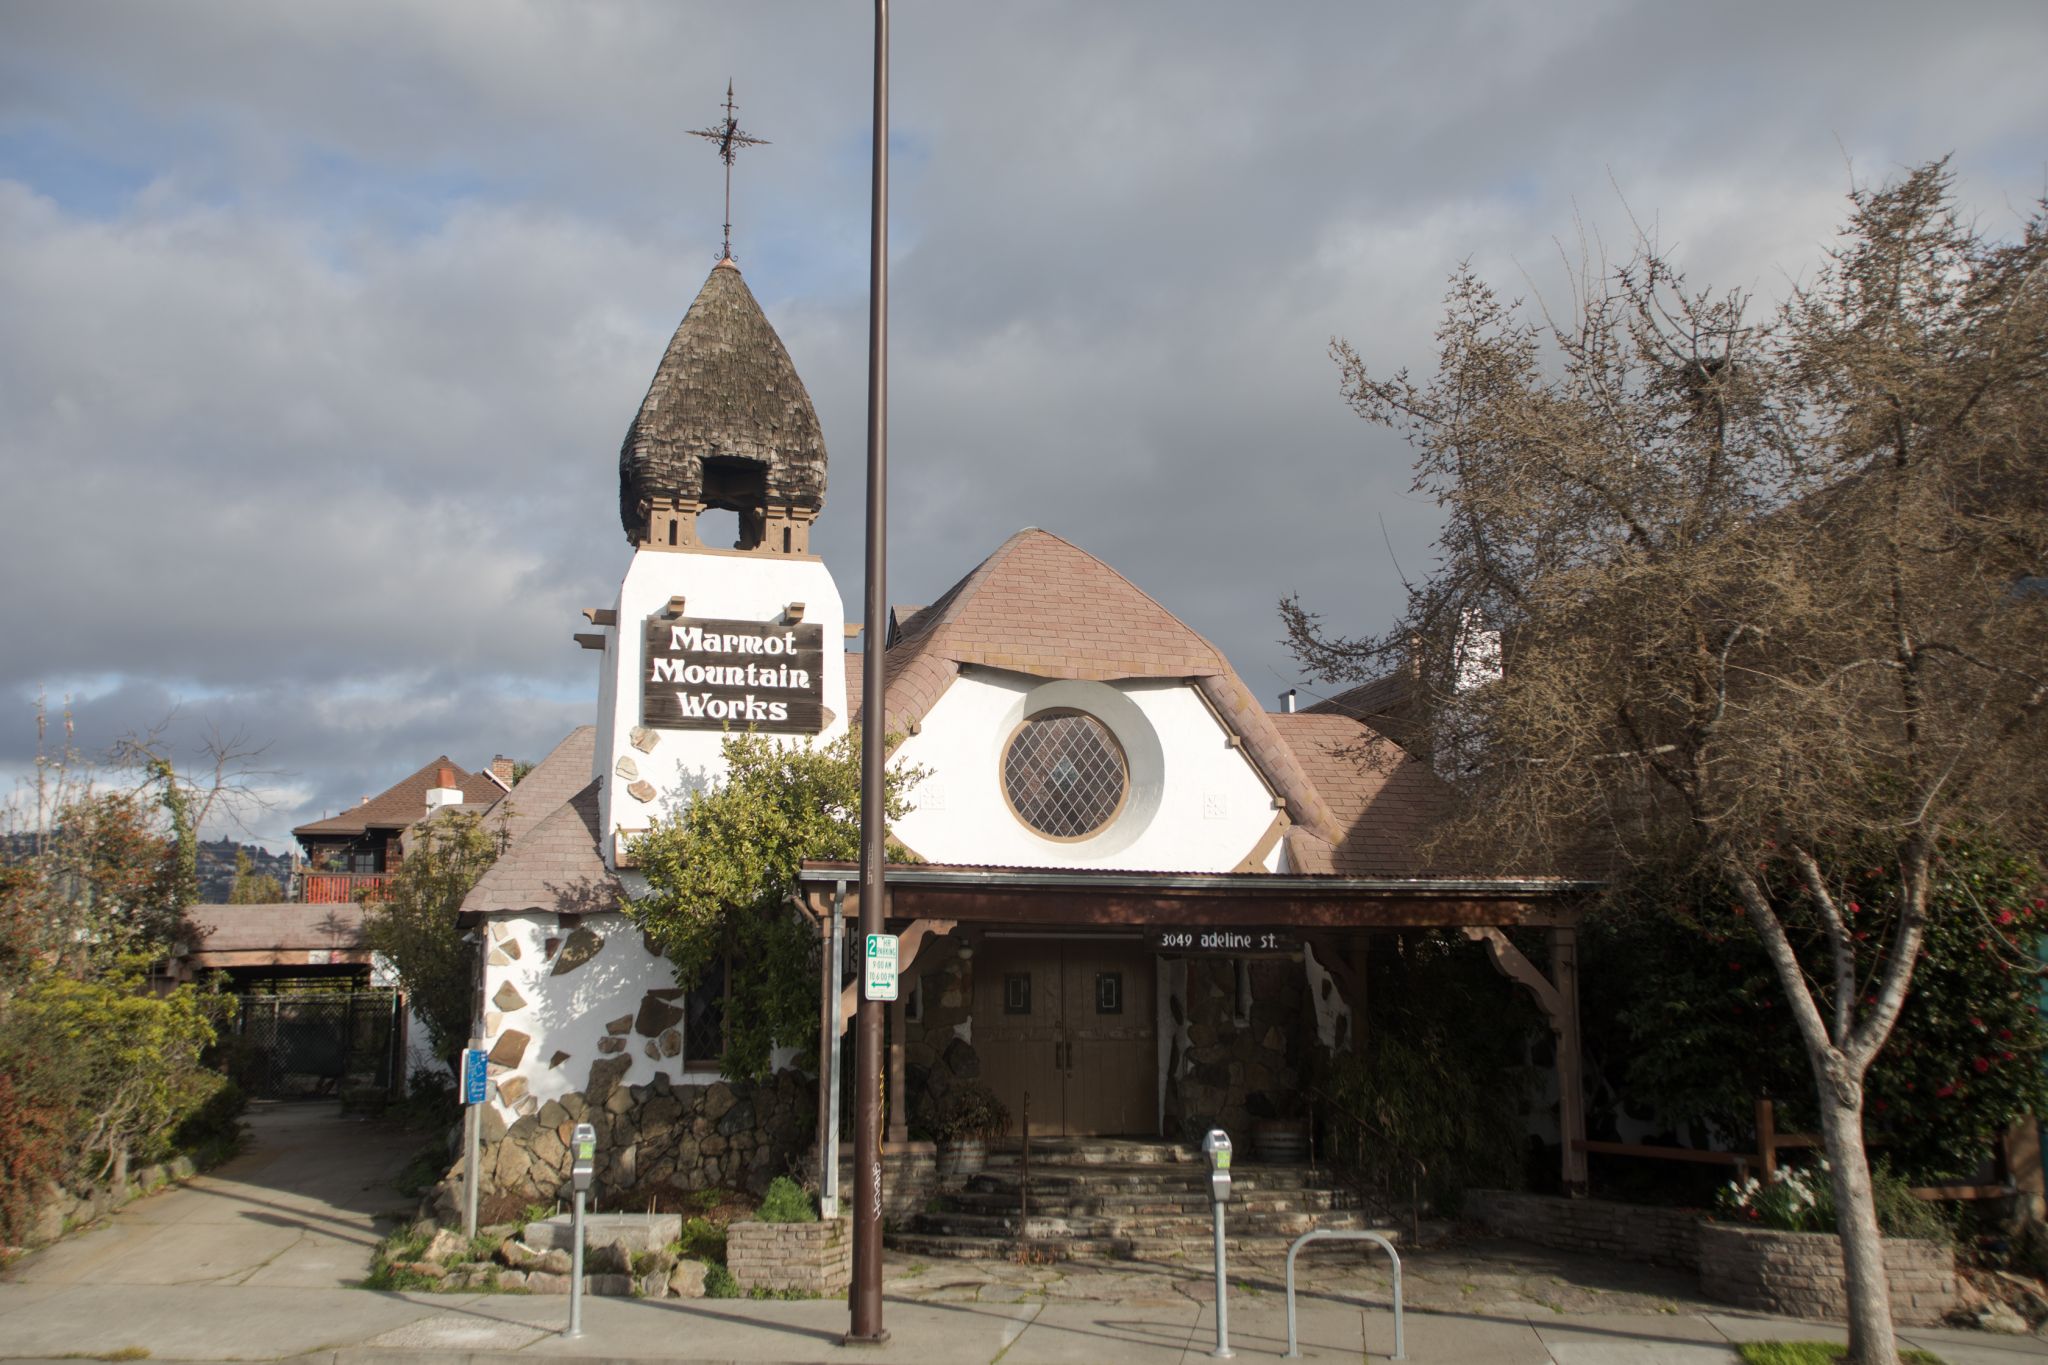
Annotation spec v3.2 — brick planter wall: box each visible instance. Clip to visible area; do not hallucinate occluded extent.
[1467,1190,1706,1269]
[727,1216,851,1297]
[1696,1221,1956,1325]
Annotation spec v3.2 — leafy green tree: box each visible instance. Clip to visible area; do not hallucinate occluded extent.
[359,810,507,1070]
[628,729,922,1081]
[226,848,285,904]
[1584,840,2048,1182]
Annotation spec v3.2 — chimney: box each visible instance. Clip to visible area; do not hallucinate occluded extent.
[425,765,464,814]
[1280,688,1297,714]
[491,754,516,786]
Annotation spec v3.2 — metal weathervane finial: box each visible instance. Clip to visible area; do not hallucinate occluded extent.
[690,80,770,261]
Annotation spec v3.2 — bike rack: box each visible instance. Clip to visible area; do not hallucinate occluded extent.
[1283,1228,1404,1360]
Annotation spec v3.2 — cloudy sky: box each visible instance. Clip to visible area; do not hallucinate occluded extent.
[2,1,2042,848]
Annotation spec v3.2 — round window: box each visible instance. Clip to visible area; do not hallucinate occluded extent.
[1001,709,1129,840]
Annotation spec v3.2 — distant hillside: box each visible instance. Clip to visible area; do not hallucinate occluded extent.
[2,832,294,903]
[197,838,296,903]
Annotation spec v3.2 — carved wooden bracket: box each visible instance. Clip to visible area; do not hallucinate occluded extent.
[837,917,956,1034]
[1461,925,1562,1026]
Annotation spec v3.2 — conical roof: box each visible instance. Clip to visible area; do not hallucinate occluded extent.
[617,260,827,542]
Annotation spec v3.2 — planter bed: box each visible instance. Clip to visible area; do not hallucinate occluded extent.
[1696,1220,1955,1326]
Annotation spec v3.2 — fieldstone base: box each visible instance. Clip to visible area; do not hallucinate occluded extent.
[1467,1190,1705,1269]
[1697,1221,1956,1325]
[728,1217,851,1297]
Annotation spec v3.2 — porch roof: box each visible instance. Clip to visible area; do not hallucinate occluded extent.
[795,860,1597,930]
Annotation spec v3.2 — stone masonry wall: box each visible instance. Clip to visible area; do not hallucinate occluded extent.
[1164,956,1311,1143]
[1467,1190,1705,1270]
[1697,1221,1956,1326]
[450,1063,814,1216]
[728,1217,851,1296]
[902,943,977,1131]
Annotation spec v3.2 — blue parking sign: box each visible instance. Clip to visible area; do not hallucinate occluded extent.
[462,1048,488,1105]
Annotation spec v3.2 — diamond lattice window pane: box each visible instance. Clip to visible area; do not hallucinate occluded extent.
[1003,710,1127,839]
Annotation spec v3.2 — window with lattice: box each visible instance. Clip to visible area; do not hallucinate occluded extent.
[1001,709,1128,839]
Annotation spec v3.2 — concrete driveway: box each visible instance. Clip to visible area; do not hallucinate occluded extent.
[6,1100,421,1292]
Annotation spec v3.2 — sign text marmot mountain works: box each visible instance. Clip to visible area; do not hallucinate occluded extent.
[642,615,826,732]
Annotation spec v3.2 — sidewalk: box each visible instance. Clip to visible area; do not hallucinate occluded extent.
[4,1280,2047,1364]
[4,1102,2043,1364]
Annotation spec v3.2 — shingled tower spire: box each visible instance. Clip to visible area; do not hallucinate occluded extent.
[618,260,828,555]
[591,195,847,865]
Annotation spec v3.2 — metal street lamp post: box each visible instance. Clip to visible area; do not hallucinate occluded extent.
[847,0,891,1346]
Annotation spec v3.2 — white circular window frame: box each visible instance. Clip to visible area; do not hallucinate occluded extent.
[990,679,1164,858]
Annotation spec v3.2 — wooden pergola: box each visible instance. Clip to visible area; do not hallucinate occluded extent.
[796,861,1601,1196]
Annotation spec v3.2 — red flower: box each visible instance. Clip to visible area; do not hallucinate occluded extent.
[1728,962,1744,972]
[1999,909,2017,925]
[1972,1017,1986,1030]
[2002,1051,2017,1062]
[1848,902,1861,915]
[1936,1084,1957,1098]
[2000,1028,2014,1041]
[1974,1057,1992,1074]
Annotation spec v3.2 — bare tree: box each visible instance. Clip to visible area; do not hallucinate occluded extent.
[1290,162,2048,1362]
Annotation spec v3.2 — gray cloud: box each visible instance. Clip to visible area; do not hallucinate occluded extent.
[3,0,2042,842]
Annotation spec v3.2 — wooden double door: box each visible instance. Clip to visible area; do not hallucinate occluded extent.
[973,938,1157,1137]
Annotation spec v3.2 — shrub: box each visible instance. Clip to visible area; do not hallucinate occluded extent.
[0,971,243,1241]
[755,1175,817,1224]
[927,1083,1010,1144]
[1715,1161,1951,1243]
[0,1057,70,1244]
[704,1262,741,1298]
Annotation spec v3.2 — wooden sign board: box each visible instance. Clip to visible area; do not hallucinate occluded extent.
[642,616,825,733]
[1148,929,1300,955]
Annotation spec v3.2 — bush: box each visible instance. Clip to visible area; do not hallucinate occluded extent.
[0,970,228,1203]
[704,1261,741,1298]
[1715,1161,1951,1244]
[755,1176,817,1224]
[0,1056,70,1244]
[927,1083,1010,1143]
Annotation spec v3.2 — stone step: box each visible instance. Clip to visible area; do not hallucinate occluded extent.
[943,1193,1357,1220]
[910,1208,1373,1242]
[986,1137,1200,1165]
[967,1163,1339,1194]
[885,1219,1393,1263]
[521,1212,680,1254]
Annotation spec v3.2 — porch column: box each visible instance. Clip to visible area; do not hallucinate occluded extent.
[1347,941,1368,1052]
[887,994,909,1144]
[1549,925,1588,1197]
[1462,924,1589,1198]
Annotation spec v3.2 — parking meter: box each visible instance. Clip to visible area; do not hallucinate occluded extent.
[566,1123,597,1338]
[1203,1129,1234,1204]
[570,1123,597,1193]
[1201,1129,1235,1357]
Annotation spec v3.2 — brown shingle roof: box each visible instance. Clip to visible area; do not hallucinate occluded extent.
[184,902,366,952]
[1303,672,1420,753]
[1269,712,1453,875]
[618,260,827,543]
[857,529,1342,844]
[483,726,596,850]
[459,780,623,918]
[293,757,504,838]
